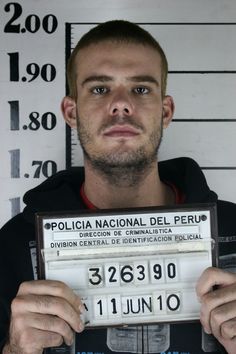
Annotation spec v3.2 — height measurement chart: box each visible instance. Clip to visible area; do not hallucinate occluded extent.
[36,204,218,327]
[0,1,66,226]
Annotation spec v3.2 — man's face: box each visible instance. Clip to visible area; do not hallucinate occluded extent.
[73,41,171,171]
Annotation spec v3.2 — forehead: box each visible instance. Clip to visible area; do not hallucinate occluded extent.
[75,41,162,78]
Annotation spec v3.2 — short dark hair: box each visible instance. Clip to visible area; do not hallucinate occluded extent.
[67,20,168,98]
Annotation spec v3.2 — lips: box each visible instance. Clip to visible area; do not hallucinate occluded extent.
[103,125,141,137]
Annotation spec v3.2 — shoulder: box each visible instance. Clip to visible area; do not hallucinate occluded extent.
[217,199,236,236]
[217,199,236,218]
[0,213,34,243]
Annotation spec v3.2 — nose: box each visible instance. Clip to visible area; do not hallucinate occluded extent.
[109,89,134,117]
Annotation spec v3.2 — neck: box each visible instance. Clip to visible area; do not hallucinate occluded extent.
[83,159,175,209]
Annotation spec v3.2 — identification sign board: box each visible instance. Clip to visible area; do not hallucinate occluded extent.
[36,203,218,327]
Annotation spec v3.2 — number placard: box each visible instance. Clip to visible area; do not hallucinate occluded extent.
[36,204,218,327]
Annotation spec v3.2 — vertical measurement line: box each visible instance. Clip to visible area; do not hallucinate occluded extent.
[8,52,19,81]
[65,23,72,168]
[9,149,20,178]
[71,128,82,166]
[9,197,21,217]
[8,100,20,130]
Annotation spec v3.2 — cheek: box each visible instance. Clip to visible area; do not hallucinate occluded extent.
[78,97,104,118]
[136,99,162,114]
[143,105,163,126]
[77,107,101,136]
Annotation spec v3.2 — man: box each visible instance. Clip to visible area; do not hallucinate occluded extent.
[0,20,236,354]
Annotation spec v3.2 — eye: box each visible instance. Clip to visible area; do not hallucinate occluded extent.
[134,86,150,95]
[91,86,109,95]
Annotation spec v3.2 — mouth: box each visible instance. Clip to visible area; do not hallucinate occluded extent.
[103,125,141,138]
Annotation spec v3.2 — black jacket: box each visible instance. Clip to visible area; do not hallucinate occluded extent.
[1,157,236,354]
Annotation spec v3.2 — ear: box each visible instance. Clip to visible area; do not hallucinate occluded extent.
[162,95,175,129]
[61,96,77,129]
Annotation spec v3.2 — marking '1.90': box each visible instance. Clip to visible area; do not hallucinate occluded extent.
[8,52,56,83]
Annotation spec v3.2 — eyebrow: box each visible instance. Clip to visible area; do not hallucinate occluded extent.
[81,75,160,87]
[128,75,160,87]
[81,75,113,86]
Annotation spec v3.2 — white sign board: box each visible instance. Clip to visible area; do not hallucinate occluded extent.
[36,204,218,327]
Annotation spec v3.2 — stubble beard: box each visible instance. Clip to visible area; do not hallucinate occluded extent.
[77,118,163,187]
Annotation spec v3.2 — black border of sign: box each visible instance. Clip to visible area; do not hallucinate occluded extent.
[36,202,218,290]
